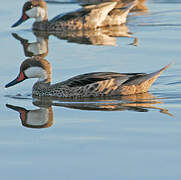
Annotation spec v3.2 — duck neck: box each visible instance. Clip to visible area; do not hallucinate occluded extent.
[33,2,48,22]
[33,75,51,93]
[38,68,51,85]
[31,4,49,30]
[33,20,50,31]
[35,10,48,22]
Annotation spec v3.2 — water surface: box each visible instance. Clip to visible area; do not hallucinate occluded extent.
[0,0,181,179]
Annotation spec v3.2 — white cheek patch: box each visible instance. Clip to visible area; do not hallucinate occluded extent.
[24,67,47,81]
[26,7,46,21]
[26,108,49,126]
[26,7,38,18]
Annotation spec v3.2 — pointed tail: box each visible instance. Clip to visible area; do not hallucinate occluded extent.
[147,62,172,79]
[118,0,138,11]
[124,62,172,86]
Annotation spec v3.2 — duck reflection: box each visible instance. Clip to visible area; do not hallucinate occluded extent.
[51,25,134,46]
[6,92,173,129]
[6,104,53,129]
[12,25,136,47]
[12,33,49,58]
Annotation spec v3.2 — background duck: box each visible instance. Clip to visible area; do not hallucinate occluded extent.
[12,0,137,31]
[5,57,171,98]
[79,0,147,12]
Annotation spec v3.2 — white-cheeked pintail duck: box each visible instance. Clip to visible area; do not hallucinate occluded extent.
[5,57,171,98]
[11,0,138,31]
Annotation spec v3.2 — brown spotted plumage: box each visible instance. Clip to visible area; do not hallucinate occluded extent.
[5,57,171,98]
[12,0,137,31]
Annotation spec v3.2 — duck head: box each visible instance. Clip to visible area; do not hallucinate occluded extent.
[12,0,48,28]
[5,57,51,88]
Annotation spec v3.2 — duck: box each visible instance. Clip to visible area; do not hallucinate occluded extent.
[79,0,147,13]
[11,0,137,31]
[5,57,171,98]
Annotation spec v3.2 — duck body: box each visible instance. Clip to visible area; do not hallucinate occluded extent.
[79,0,147,12]
[12,0,137,31]
[32,72,155,98]
[5,57,171,99]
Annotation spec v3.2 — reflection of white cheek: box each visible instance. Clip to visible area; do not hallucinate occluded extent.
[26,109,49,126]
[28,42,47,55]
[28,43,40,55]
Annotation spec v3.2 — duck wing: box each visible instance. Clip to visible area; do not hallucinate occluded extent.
[50,9,91,23]
[57,63,171,88]
[50,2,117,29]
[58,72,146,87]
[101,0,138,26]
[50,2,117,22]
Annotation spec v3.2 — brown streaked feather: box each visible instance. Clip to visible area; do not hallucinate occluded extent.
[49,2,117,30]
[123,63,172,86]
[50,10,91,22]
[58,72,145,88]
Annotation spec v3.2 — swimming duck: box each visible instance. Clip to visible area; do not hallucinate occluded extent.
[11,0,137,31]
[79,0,147,13]
[5,57,171,98]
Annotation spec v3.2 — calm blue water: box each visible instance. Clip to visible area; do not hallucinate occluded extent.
[0,0,181,179]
